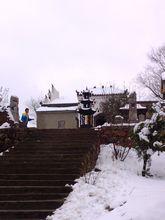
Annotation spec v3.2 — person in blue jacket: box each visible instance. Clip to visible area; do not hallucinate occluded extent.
[21,108,33,127]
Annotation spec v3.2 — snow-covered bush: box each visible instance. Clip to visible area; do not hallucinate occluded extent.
[133,101,165,176]
[83,168,101,185]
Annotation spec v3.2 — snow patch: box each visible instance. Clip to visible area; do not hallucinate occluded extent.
[0,122,10,129]
[162,72,165,80]
[47,145,165,220]
[37,106,77,112]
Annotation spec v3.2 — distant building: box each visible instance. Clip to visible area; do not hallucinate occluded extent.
[36,84,159,129]
[36,85,78,129]
[77,86,128,126]
[77,86,159,125]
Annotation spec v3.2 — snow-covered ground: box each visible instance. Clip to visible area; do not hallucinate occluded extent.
[47,145,165,220]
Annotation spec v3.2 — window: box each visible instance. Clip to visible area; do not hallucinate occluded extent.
[58,120,65,129]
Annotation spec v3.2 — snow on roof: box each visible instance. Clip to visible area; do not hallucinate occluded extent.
[120,104,146,110]
[37,106,78,112]
[162,72,165,80]
[137,104,147,109]
[50,95,78,104]
[90,86,124,95]
[77,86,125,96]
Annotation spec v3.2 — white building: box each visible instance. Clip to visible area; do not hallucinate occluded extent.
[36,85,79,129]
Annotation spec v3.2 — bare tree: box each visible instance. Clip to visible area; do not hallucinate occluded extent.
[138,46,165,100]
[0,87,9,107]
[26,97,42,114]
[100,91,128,123]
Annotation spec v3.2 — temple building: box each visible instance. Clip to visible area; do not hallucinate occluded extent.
[36,85,79,129]
[36,85,159,129]
[77,86,157,125]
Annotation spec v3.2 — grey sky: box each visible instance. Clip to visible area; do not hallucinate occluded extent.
[0,0,165,106]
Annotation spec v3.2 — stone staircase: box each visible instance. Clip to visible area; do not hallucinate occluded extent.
[0,128,99,220]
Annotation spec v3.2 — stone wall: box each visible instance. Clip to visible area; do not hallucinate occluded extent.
[0,128,27,153]
[0,111,8,126]
[81,142,100,175]
[99,125,134,147]
[0,109,14,127]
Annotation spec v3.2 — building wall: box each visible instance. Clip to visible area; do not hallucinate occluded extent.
[37,111,78,129]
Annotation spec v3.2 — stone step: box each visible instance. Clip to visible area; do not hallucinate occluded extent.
[0,128,99,219]
[29,136,95,139]
[28,135,98,139]
[0,163,81,170]
[23,143,96,148]
[0,180,76,186]
[0,158,84,163]
[26,136,97,140]
[3,151,87,155]
[0,209,54,219]
[0,174,79,180]
[22,141,96,145]
[27,133,97,138]
[28,128,96,133]
[27,138,97,142]
[25,134,98,139]
[0,193,68,201]
[2,154,85,159]
[0,161,83,166]
[30,128,96,132]
[7,148,90,154]
[0,157,84,163]
[0,167,81,174]
[0,186,72,194]
[31,132,98,136]
[0,200,64,210]
[15,143,93,149]
[26,132,97,136]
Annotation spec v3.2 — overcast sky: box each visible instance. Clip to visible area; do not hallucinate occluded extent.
[0,0,165,107]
